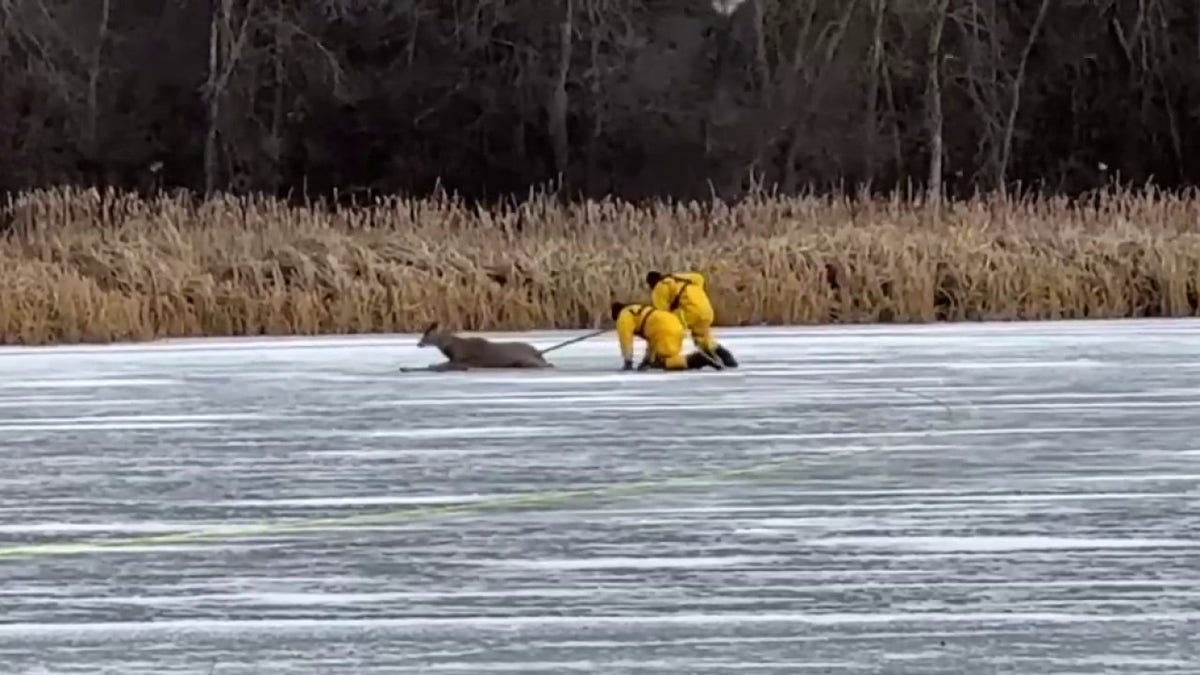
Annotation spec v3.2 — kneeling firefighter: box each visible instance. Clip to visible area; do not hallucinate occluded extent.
[611,301,723,371]
[645,270,738,368]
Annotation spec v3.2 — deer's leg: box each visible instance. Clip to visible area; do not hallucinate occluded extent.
[429,361,470,372]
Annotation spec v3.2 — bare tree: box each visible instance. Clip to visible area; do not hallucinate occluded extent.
[549,0,573,182]
[203,0,258,194]
[83,0,110,160]
[777,0,861,192]
[924,0,950,205]
[863,0,887,185]
[996,0,1051,193]
[2,0,1200,201]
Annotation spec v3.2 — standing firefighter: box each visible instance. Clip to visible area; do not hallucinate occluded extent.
[645,270,739,368]
[611,302,723,372]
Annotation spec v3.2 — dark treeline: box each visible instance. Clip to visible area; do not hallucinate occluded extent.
[1,0,1197,204]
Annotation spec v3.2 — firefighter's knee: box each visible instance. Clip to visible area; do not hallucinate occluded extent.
[661,353,689,370]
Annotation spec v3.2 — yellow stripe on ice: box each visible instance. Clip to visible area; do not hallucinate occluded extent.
[0,459,796,560]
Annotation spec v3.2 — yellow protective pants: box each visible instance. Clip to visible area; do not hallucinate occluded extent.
[679,301,719,354]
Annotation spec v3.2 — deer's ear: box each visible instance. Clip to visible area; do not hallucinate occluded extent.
[422,322,438,336]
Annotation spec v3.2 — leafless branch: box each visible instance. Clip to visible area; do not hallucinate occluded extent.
[997,0,1051,192]
[84,0,110,157]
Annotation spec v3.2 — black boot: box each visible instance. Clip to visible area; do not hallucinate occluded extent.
[713,345,739,368]
[686,351,723,370]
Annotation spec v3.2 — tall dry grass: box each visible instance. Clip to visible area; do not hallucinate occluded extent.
[1,186,1199,345]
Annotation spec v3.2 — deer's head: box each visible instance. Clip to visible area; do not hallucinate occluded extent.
[417,322,443,348]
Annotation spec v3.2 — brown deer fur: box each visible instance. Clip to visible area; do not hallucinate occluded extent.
[412,322,554,371]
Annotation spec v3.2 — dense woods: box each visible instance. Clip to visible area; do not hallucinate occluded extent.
[2,0,1198,203]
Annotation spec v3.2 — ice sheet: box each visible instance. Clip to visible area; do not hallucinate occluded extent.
[0,319,1198,674]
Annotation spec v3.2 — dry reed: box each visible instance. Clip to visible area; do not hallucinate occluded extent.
[2,186,1199,345]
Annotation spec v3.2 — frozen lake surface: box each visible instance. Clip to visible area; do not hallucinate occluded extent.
[1,319,1198,674]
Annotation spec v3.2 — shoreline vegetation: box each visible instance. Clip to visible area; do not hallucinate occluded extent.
[2,186,1199,346]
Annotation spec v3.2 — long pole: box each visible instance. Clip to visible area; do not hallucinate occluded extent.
[538,328,608,356]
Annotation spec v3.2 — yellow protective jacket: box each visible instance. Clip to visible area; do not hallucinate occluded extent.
[615,303,685,363]
[650,271,714,326]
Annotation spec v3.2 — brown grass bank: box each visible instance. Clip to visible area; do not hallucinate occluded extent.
[2,187,1199,345]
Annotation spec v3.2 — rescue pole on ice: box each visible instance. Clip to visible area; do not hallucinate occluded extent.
[536,328,608,356]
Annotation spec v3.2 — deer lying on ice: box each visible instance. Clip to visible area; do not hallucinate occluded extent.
[402,322,555,372]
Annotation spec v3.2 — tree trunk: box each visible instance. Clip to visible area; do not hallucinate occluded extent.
[269,0,286,192]
[84,0,111,161]
[548,0,573,183]
[925,0,950,206]
[863,0,887,186]
[204,0,222,195]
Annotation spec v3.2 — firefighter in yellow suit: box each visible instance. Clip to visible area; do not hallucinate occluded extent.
[611,302,723,371]
[645,270,739,368]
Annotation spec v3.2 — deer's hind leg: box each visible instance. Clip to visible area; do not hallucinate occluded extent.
[401,361,467,373]
[516,355,553,368]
